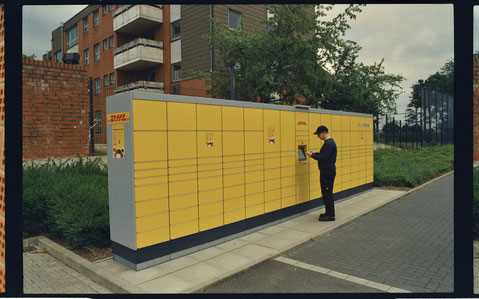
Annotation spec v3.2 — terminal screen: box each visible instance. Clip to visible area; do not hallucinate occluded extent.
[298,146,307,161]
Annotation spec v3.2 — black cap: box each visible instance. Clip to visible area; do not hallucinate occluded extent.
[314,125,328,135]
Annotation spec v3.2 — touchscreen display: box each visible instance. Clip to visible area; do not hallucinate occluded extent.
[298,147,307,161]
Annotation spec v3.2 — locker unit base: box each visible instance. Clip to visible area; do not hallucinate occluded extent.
[112,182,374,270]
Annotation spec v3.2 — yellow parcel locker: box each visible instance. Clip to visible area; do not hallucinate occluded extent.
[197,104,222,131]
[134,131,167,163]
[133,99,166,131]
[168,102,196,130]
[244,107,263,131]
[222,106,244,130]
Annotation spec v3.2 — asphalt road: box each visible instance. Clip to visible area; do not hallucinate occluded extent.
[198,173,454,293]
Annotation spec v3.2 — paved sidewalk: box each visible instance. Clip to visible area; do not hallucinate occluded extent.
[24,247,111,294]
[24,171,452,294]
[474,241,479,294]
[95,187,407,293]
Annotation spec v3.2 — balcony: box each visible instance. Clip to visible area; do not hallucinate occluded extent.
[114,38,163,71]
[113,5,163,34]
[115,81,165,94]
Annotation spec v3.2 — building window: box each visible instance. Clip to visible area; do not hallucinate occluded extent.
[103,39,108,51]
[95,111,102,133]
[83,17,88,33]
[94,43,100,61]
[104,75,109,86]
[95,78,101,95]
[66,24,78,49]
[109,36,114,48]
[171,62,181,81]
[110,72,115,85]
[171,20,181,40]
[103,5,108,15]
[109,5,114,12]
[93,9,99,27]
[83,48,89,65]
[228,9,241,30]
[54,51,62,63]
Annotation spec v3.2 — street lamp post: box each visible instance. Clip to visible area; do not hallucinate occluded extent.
[225,61,235,100]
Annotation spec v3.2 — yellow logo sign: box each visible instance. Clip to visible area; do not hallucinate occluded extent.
[108,112,130,124]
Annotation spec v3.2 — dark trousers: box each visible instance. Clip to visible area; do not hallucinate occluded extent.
[320,172,336,217]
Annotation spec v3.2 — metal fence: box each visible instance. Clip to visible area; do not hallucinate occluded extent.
[374,89,454,148]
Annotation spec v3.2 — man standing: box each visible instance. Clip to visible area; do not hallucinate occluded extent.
[307,125,337,221]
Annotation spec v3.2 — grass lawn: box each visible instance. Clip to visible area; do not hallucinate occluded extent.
[374,144,453,187]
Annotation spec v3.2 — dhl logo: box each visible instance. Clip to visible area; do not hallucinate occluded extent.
[297,121,307,125]
[107,112,130,124]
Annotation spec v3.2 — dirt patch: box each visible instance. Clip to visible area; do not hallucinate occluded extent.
[45,234,113,262]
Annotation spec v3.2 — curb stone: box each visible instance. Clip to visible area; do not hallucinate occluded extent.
[24,236,145,294]
[23,171,453,294]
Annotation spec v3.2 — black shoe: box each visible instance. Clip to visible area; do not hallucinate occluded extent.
[319,214,335,221]
[318,213,327,220]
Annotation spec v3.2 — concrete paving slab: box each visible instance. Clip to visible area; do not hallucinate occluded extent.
[258,224,287,235]
[214,238,248,252]
[173,261,230,286]
[253,235,298,251]
[230,243,279,260]
[237,231,270,243]
[95,257,129,273]
[116,264,174,285]
[206,252,254,270]
[187,245,227,262]
[138,273,195,293]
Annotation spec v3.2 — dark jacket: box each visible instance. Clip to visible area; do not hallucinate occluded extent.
[311,138,337,174]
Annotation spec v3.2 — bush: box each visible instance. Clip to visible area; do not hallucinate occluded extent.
[23,158,110,248]
[474,167,479,239]
[374,145,453,187]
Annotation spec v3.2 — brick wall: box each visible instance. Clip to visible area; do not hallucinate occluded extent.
[474,54,479,161]
[22,59,90,159]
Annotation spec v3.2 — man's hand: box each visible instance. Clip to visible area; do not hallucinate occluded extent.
[307,150,315,157]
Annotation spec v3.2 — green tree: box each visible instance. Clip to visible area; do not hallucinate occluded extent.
[22,53,36,59]
[192,4,404,116]
[192,4,363,104]
[405,58,453,123]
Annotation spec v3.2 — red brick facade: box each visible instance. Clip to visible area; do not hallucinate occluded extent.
[22,59,90,159]
[474,56,479,161]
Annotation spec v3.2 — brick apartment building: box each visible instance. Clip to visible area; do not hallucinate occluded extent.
[46,4,277,147]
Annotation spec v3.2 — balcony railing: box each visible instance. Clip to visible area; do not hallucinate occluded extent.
[115,81,165,94]
[113,5,163,34]
[114,38,163,71]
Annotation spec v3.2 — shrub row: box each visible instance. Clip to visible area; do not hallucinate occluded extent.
[23,158,110,248]
[374,144,453,187]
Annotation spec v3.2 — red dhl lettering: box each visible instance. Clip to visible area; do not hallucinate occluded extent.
[297,121,307,125]
[110,113,128,123]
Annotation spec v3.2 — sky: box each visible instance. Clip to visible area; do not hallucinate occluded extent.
[22,4,454,119]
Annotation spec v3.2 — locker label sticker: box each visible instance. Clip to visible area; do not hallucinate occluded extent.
[108,112,130,124]
[268,128,276,144]
[206,133,214,147]
[112,124,125,159]
[358,124,371,127]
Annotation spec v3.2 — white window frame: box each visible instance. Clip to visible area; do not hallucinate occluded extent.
[104,75,109,86]
[83,17,88,33]
[228,9,242,30]
[110,72,115,84]
[93,9,99,27]
[95,78,101,95]
[66,25,78,49]
[171,62,181,81]
[109,36,114,48]
[103,5,108,15]
[109,5,114,12]
[94,43,100,61]
[103,39,108,51]
[83,48,89,65]
[171,20,181,40]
